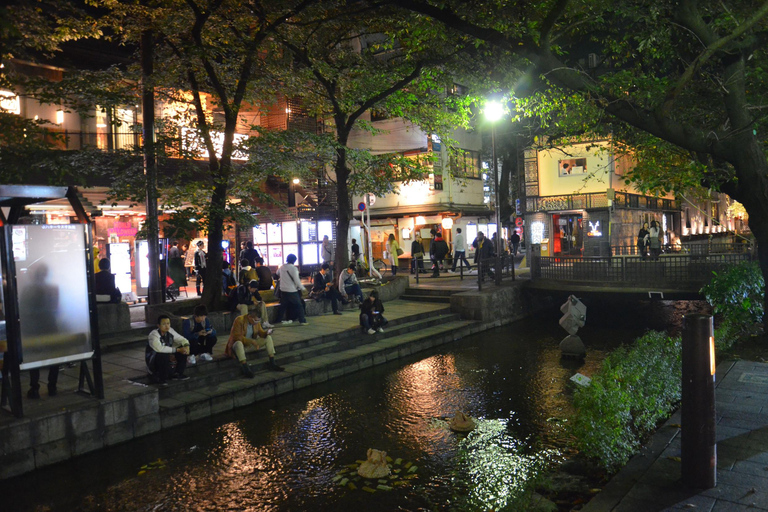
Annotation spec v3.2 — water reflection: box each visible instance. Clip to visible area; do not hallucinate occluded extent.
[3,314,650,512]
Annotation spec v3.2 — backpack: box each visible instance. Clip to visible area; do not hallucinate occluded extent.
[228,285,249,312]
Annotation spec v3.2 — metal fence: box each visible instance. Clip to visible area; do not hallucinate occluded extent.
[610,242,753,257]
[531,252,753,286]
[477,255,516,290]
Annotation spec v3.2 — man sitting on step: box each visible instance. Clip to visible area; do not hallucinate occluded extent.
[225,309,285,378]
[146,315,191,385]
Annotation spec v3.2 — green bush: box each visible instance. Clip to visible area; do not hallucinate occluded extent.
[701,261,764,330]
[571,331,682,471]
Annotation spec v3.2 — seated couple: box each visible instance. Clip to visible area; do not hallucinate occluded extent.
[146,306,217,384]
[360,289,388,335]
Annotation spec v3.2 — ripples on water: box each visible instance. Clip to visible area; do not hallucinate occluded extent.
[4,301,704,511]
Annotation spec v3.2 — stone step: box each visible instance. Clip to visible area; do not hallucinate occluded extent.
[144,308,456,398]
[403,287,458,297]
[156,312,459,398]
[157,318,478,424]
[400,294,452,303]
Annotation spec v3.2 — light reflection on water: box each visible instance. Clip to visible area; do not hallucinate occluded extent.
[3,307,670,512]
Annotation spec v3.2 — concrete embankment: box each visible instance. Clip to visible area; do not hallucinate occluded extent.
[0,277,551,480]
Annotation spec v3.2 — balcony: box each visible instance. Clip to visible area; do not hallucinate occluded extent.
[526,191,679,213]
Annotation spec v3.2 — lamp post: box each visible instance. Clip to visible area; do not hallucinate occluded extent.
[485,100,504,285]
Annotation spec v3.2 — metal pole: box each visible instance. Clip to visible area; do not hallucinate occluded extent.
[681,313,716,489]
[141,30,163,305]
[492,124,501,286]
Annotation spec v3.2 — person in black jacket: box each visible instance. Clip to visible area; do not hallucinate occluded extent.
[430,232,449,277]
[360,289,388,334]
[94,258,121,303]
[311,263,343,315]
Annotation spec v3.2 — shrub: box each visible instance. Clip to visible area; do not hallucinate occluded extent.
[700,261,764,331]
[571,331,682,471]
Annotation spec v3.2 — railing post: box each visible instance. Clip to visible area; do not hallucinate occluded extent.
[477,260,483,291]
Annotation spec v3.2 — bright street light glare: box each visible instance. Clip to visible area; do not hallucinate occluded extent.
[292,178,300,184]
[485,100,504,122]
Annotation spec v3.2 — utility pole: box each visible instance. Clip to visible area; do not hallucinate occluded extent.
[141,30,163,305]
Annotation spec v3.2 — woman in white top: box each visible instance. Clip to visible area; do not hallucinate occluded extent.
[649,220,662,260]
[387,233,401,275]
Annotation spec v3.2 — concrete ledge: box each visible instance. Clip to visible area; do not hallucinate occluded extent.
[97,302,131,335]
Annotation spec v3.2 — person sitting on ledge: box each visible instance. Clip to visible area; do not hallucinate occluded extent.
[94,258,122,303]
[146,314,190,385]
[360,289,388,335]
[339,263,364,303]
[311,263,343,315]
[225,309,284,378]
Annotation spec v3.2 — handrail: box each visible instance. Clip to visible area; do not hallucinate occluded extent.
[530,252,753,285]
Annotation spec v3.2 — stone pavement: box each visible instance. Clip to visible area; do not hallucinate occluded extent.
[583,359,768,512]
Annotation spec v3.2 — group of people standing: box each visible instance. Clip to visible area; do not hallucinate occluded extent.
[637,220,664,260]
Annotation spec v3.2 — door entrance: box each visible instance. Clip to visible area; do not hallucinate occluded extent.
[552,214,583,256]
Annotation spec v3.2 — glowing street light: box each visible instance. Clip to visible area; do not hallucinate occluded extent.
[485,99,504,285]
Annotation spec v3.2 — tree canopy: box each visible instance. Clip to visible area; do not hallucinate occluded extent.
[391,0,768,324]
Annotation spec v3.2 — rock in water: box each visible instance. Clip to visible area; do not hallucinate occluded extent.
[560,334,586,359]
[358,449,391,479]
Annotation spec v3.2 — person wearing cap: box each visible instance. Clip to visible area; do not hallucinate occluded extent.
[232,279,273,328]
[360,289,387,335]
[194,240,207,295]
[226,309,284,377]
[339,262,364,303]
[312,263,343,315]
[275,253,307,325]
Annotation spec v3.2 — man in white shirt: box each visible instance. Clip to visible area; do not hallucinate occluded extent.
[145,315,191,385]
[275,254,307,325]
[450,228,471,272]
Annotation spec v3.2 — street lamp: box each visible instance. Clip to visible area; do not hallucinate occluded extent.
[485,100,504,284]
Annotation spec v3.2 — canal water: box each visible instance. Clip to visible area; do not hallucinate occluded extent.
[3,300,705,511]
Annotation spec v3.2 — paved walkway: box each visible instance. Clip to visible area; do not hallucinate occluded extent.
[583,359,768,511]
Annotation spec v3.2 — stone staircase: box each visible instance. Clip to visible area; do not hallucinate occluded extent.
[400,286,459,304]
[143,305,477,427]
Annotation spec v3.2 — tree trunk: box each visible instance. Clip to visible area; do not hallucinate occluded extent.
[334,143,352,278]
[200,172,228,310]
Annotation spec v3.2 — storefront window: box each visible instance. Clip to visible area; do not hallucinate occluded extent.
[301,221,318,242]
[267,223,282,243]
[465,224,478,246]
[318,220,333,241]
[283,221,297,243]
[302,244,319,264]
[268,245,283,265]
[254,225,267,245]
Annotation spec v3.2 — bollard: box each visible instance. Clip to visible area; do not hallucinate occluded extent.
[681,314,716,489]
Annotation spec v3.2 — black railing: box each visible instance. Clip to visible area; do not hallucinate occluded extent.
[531,252,753,286]
[610,242,753,257]
[477,255,516,290]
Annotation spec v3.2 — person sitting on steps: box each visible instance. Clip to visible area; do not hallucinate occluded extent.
[225,309,284,377]
[146,314,191,385]
[182,304,217,364]
[360,289,388,335]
